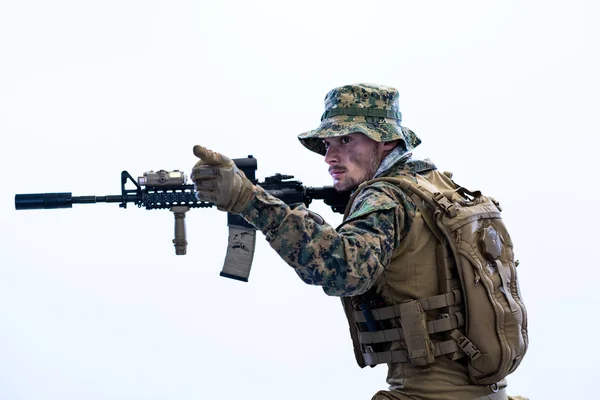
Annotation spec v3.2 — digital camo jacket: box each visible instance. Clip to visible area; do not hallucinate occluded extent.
[240,151,436,297]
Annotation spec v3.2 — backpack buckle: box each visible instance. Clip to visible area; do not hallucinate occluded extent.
[433,192,457,218]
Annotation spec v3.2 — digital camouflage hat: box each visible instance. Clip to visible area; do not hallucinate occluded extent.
[298,83,421,155]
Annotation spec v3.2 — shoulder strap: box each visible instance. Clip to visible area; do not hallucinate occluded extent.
[344,175,454,239]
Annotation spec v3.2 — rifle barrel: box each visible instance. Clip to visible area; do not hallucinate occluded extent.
[72,195,134,204]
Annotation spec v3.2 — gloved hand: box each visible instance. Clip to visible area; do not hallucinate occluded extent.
[191,145,255,214]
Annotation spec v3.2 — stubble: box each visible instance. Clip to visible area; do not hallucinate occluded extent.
[337,148,381,192]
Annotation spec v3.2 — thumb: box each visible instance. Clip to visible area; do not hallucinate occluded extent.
[193,145,233,166]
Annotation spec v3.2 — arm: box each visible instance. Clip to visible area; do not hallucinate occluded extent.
[189,144,413,293]
[241,182,414,296]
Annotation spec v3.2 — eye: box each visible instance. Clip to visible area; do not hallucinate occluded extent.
[341,136,352,144]
[322,140,330,149]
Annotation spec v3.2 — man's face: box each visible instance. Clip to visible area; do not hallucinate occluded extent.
[323,132,386,192]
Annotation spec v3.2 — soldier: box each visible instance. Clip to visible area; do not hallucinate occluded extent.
[191,84,525,400]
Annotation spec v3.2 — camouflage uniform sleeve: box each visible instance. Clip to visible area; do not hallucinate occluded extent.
[240,182,414,297]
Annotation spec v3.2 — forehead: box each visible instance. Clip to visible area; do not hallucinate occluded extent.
[322,132,370,142]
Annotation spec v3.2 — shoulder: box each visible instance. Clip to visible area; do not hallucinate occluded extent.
[346,180,414,222]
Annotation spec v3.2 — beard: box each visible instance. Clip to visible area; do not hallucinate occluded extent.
[334,149,381,192]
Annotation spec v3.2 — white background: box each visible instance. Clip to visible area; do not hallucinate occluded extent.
[1,1,598,399]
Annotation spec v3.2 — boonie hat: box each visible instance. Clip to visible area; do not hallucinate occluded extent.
[298,83,421,155]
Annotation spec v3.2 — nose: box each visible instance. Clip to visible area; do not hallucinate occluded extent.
[324,146,339,165]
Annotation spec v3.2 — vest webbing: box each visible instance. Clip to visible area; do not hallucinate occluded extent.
[363,339,460,366]
[358,312,464,344]
[352,289,462,324]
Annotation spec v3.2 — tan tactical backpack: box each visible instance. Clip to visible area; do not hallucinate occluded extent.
[365,173,528,385]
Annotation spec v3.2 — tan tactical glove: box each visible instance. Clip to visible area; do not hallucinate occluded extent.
[191,145,255,214]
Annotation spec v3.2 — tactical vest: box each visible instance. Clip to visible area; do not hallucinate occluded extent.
[341,170,528,386]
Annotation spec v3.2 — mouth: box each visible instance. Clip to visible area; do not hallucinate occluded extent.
[329,169,346,179]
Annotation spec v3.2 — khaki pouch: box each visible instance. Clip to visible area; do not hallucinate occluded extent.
[399,300,435,366]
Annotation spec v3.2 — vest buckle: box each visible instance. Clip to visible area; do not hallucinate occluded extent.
[451,330,481,360]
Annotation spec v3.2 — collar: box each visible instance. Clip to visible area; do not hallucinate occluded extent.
[374,147,438,178]
[374,146,412,178]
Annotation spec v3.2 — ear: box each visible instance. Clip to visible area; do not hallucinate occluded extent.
[380,140,400,157]
[382,140,399,150]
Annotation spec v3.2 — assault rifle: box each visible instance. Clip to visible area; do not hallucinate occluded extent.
[14,156,350,282]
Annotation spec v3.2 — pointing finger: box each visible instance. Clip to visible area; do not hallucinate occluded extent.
[193,145,233,166]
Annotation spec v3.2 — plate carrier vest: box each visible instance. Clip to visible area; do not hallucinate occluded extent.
[342,172,528,385]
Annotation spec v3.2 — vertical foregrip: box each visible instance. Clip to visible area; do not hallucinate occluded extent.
[171,206,190,255]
